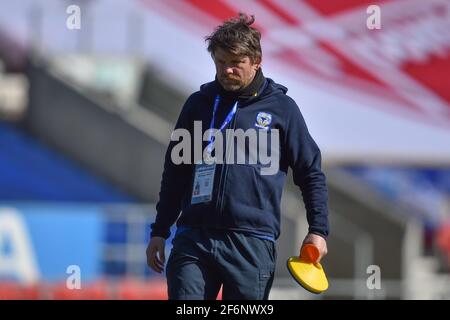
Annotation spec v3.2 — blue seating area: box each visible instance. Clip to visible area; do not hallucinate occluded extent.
[0,122,134,202]
[343,165,450,228]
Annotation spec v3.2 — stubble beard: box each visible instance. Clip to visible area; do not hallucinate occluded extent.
[220,78,244,92]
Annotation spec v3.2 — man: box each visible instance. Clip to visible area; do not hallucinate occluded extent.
[147,13,329,300]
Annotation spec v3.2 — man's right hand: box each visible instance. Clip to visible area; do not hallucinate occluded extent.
[146,236,166,273]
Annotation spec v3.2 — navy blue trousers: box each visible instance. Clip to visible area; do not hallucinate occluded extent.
[166,228,276,300]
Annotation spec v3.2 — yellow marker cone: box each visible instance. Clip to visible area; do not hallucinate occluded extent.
[287,244,329,294]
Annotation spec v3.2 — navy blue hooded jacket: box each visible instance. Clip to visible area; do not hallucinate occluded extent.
[151,75,329,241]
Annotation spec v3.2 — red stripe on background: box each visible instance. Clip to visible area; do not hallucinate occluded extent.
[184,0,239,23]
[258,0,299,25]
[274,44,416,111]
[317,41,418,111]
[184,0,265,32]
[403,53,450,107]
[302,0,391,16]
[318,42,385,87]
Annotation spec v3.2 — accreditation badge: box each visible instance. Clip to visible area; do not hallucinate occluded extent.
[191,162,216,204]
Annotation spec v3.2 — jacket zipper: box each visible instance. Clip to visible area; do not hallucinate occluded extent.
[216,106,239,215]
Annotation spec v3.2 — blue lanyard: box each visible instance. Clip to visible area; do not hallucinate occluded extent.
[207,95,238,154]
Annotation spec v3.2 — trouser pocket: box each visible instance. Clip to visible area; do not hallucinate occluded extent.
[259,268,275,300]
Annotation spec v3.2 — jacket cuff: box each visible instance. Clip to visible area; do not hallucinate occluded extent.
[150,223,171,239]
[307,228,328,240]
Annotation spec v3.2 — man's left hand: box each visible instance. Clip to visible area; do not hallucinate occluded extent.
[302,233,328,262]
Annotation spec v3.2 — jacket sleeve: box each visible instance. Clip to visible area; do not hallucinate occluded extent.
[284,99,329,239]
[150,96,194,239]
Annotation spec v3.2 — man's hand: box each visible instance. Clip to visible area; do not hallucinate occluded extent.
[302,233,328,262]
[146,236,166,273]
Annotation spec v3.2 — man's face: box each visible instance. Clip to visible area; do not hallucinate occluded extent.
[213,47,261,92]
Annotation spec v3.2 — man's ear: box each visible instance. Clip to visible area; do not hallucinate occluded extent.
[253,57,262,70]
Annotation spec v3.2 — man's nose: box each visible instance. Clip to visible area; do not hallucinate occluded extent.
[223,66,235,74]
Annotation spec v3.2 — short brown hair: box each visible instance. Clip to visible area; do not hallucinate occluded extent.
[205,13,262,62]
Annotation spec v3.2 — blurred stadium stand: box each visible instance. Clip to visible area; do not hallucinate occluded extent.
[0,122,132,202]
[25,56,170,202]
[0,61,28,122]
[1,0,449,300]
